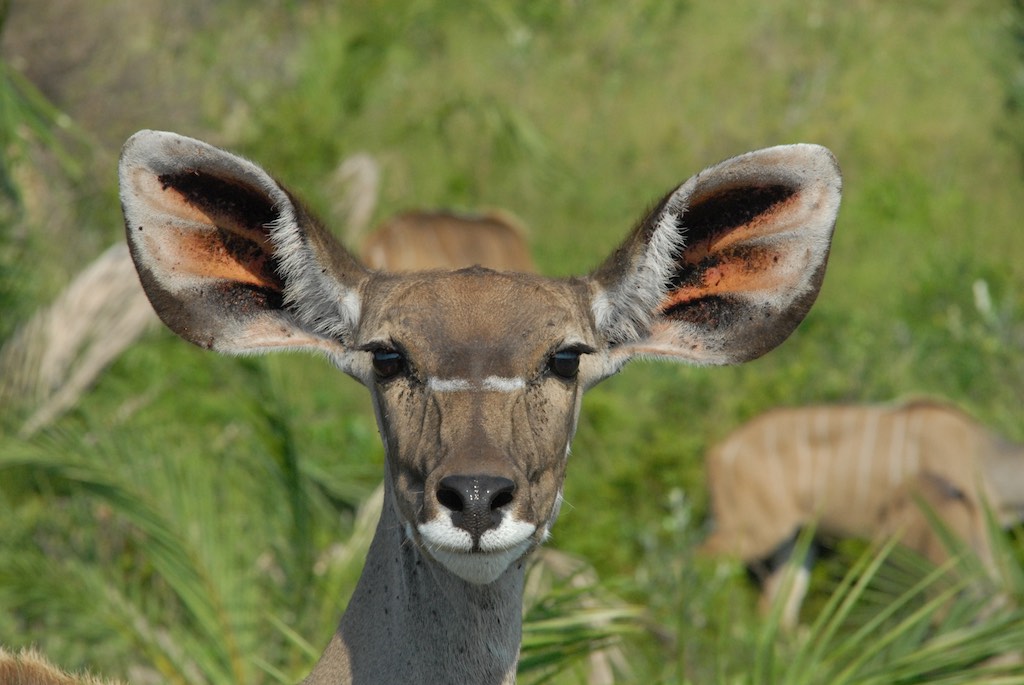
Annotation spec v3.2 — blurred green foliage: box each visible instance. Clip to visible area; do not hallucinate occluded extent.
[2,0,1024,682]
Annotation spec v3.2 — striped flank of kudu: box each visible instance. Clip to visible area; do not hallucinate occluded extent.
[701,400,1024,627]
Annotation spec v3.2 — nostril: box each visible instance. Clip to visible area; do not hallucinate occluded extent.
[491,487,514,510]
[437,485,465,512]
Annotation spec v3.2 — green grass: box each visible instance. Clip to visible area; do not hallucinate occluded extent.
[2,0,1024,682]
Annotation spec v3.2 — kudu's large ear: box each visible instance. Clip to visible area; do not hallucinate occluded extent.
[119,130,369,358]
[590,144,841,367]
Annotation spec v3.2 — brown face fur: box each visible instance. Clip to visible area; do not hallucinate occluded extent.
[355,268,598,544]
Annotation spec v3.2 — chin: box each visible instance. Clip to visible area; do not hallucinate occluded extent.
[427,541,535,585]
[415,516,539,584]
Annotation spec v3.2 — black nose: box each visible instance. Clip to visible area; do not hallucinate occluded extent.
[437,475,516,538]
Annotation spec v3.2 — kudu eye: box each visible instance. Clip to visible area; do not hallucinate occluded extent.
[548,348,582,380]
[371,348,406,380]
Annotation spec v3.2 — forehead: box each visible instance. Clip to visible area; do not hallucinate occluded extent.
[358,268,593,374]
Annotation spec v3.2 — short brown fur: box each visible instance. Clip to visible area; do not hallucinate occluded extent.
[360,209,536,273]
[702,400,1024,626]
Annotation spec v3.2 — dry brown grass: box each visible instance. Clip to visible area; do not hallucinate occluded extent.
[329,152,381,247]
[0,243,156,436]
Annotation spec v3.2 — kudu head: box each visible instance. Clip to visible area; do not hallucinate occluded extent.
[120,130,840,585]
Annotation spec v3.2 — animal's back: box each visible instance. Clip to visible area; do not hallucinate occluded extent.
[360,210,535,273]
[702,401,991,561]
[0,648,123,685]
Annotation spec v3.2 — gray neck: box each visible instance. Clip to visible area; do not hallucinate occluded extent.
[302,483,526,685]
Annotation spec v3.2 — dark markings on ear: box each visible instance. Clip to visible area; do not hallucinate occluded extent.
[159,170,278,230]
[158,171,286,291]
[131,254,286,350]
[216,224,285,289]
[665,243,783,293]
[211,280,285,316]
[683,185,795,247]
[593,183,800,296]
[659,185,799,327]
[660,293,739,327]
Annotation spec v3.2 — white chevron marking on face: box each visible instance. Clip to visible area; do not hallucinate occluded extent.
[482,376,526,391]
[427,377,472,392]
[426,376,527,393]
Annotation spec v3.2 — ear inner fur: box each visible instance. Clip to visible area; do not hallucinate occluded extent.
[590,144,840,364]
[121,131,369,355]
[673,185,797,264]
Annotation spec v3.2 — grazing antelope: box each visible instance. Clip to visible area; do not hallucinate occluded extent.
[110,130,840,684]
[360,209,536,273]
[700,400,1024,627]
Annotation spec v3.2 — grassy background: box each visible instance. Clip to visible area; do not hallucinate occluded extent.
[2,0,1024,682]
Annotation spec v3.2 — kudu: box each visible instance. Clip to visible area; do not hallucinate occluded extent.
[700,400,1024,627]
[327,150,535,273]
[111,130,840,684]
[360,209,536,273]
